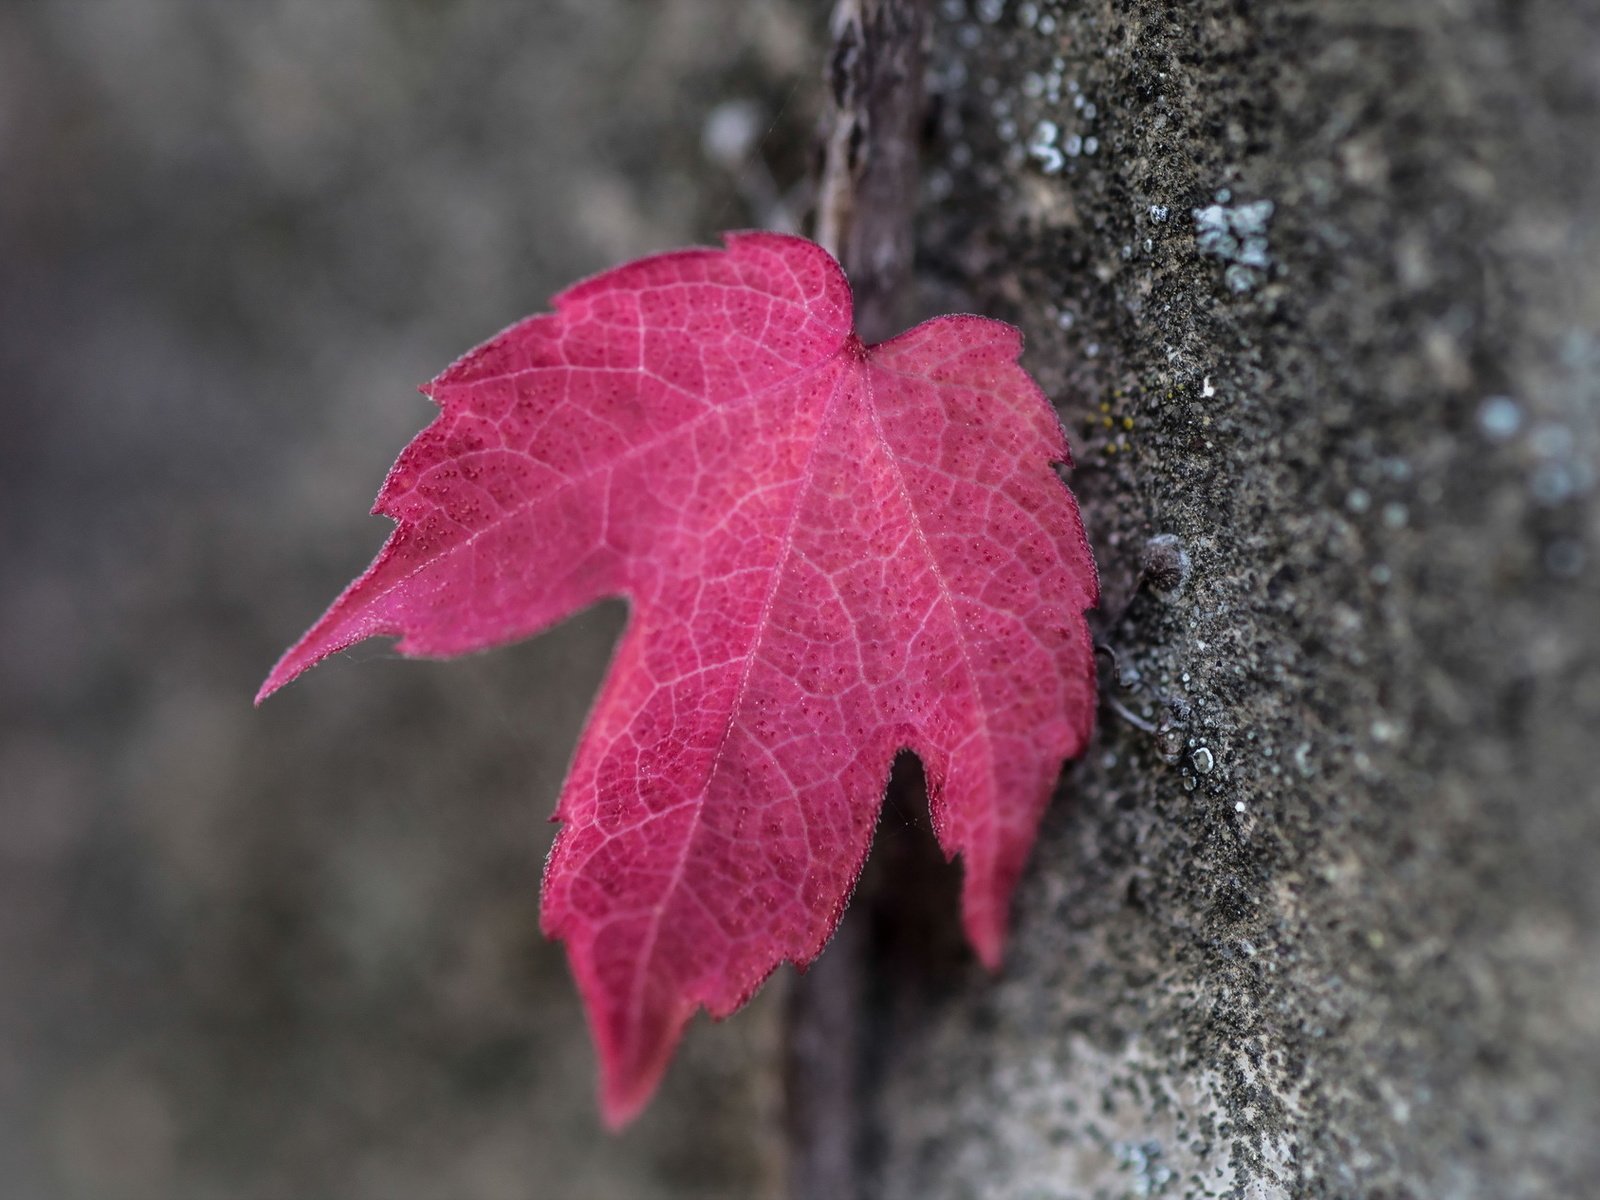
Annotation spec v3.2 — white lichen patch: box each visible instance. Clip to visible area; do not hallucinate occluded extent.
[1193,197,1276,292]
[1027,119,1063,173]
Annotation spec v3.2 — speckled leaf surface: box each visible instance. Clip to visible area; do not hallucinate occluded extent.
[259,232,1098,1124]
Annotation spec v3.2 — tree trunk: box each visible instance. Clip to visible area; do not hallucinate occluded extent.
[794,2,1600,1196]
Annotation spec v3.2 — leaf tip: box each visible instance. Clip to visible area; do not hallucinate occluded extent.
[255,608,377,706]
[963,896,1009,973]
[254,646,312,706]
[560,933,698,1132]
[598,1075,654,1132]
[592,1014,687,1132]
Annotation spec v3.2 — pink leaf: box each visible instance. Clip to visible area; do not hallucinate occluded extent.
[260,232,1098,1125]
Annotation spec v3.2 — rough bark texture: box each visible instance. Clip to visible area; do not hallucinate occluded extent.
[834,2,1600,1196]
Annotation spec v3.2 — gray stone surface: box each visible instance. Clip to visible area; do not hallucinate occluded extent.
[847,1,1600,1196]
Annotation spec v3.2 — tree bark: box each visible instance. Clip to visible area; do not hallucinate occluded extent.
[793,1,1600,1196]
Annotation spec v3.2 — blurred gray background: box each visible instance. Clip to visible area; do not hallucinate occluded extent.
[0,3,823,1196]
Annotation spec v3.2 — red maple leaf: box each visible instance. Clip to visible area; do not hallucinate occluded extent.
[260,232,1097,1125]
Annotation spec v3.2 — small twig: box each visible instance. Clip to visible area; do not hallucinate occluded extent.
[788,5,928,1199]
[813,0,928,343]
